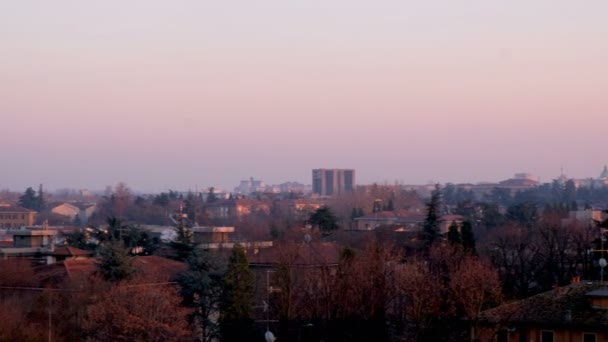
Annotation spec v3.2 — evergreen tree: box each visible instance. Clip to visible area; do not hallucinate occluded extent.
[19,187,38,211]
[447,221,461,245]
[387,198,395,211]
[37,184,45,211]
[351,208,358,220]
[171,214,194,262]
[460,221,476,254]
[309,206,339,234]
[177,249,223,342]
[220,244,255,342]
[207,187,218,203]
[422,185,442,249]
[357,208,365,218]
[96,240,135,282]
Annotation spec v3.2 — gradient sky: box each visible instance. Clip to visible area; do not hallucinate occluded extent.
[1,1,607,193]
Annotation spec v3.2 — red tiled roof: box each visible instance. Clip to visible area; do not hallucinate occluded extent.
[0,203,36,213]
[480,281,608,328]
[52,246,94,257]
[249,242,341,267]
[63,255,187,282]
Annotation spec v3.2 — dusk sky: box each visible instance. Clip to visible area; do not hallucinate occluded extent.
[2,1,607,193]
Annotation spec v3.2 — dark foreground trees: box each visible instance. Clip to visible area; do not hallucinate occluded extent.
[220,244,256,341]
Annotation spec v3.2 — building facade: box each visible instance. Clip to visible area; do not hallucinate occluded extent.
[0,203,36,228]
[312,169,355,196]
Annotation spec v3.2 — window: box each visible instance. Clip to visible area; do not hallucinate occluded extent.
[583,333,596,342]
[541,330,554,342]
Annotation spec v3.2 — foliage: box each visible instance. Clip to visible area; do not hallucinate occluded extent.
[460,221,476,254]
[82,284,191,341]
[447,221,461,245]
[309,206,339,234]
[206,187,218,203]
[422,185,442,250]
[19,187,39,211]
[220,244,255,342]
[171,217,194,262]
[506,201,538,227]
[96,240,135,282]
[177,249,223,342]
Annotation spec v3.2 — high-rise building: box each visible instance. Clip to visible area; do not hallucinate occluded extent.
[312,169,355,196]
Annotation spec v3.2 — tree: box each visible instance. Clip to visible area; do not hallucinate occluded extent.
[207,187,218,203]
[449,257,502,341]
[447,221,461,246]
[422,185,441,250]
[460,221,476,254]
[506,202,538,227]
[19,187,38,211]
[387,198,395,211]
[171,216,194,262]
[177,249,223,342]
[96,240,135,282]
[309,206,339,234]
[37,184,45,211]
[220,244,255,342]
[82,284,191,341]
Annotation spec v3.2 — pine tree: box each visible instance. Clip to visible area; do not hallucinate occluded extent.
[177,249,223,342]
[37,184,45,211]
[220,244,255,342]
[96,240,134,282]
[447,221,461,245]
[171,215,194,262]
[309,206,339,234]
[422,185,442,250]
[460,221,476,254]
[19,187,38,211]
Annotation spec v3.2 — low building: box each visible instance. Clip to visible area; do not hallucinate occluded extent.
[205,199,270,220]
[0,203,36,228]
[477,281,608,342]
[51,202,96,224]
[353,210,463,234]
[0,227,57,262]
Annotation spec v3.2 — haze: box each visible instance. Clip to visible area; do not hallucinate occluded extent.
[1,1,607,192]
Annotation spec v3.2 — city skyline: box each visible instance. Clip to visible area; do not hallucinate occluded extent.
[2,1,607,192]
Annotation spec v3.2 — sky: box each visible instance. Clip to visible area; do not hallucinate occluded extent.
[1,1,607,193]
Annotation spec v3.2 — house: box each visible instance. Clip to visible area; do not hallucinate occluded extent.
[275,199,323,221]
[51,202,96,224]
[49,246,93,264]
[205,199,271,220]
[353,210,426,231]
[353,210,463,234]
[0,227,57,262]
[247,240,342,320]
[0,203,36,228]
[476,280,608,342]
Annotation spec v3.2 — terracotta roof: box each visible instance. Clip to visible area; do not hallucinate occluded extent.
[249,242,341,267]
[52,246,94,257]
[0,204,36,213]
[479,282,608,328]
[63,255,187,282]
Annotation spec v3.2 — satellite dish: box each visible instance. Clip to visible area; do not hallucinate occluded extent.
[304,234,312,243]
[600,258,607,268]
[265,330,276,342]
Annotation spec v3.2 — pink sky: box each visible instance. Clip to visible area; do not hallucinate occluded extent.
[1,1,607,192]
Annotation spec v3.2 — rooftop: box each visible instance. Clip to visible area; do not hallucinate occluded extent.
[479,281,608,328]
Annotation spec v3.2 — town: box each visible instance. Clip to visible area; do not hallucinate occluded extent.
[2,167,608,341]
